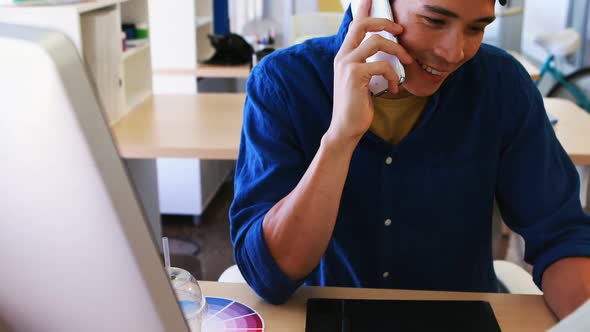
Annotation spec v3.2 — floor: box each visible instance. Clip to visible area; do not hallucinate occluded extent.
[162,178,526,282]
[162,180,236,281]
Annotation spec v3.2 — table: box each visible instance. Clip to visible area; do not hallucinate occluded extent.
[111,95,590,166]
[111,95,590,224]
[199,281,557,331]
[545,98,590,208]
[545,98,590,166]
[153,53,538,81]
[509,51,541,81]
[111,93,245,160]
[111,93,244,224]
[153,63,251,79]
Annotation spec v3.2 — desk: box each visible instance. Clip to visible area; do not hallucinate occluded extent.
[545,98,590,166]
[112,95,589,165]
[546,98,590,207]
[200,281,557,331]
[112,93,245,159]
[111,93,244,219]
[153,53,538,81]
[154,63,251,79]
[508,51,541,81]
[111,95,590,219]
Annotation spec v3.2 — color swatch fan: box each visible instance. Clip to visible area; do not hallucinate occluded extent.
[202,297,264,332]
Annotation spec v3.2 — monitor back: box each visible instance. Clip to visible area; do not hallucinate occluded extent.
[0,23,189,332]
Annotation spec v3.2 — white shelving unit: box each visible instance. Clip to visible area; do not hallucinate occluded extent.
[149,0,234,218]
[195,0,214,62]
[196,16,212,28]
[0,0,153,125]
[123,41,150,60]
[120,0,153,115]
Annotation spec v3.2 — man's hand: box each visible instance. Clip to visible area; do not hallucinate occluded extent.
[542,257,590,319]
[329,0,413,144]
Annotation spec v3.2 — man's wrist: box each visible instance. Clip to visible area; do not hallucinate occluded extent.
[321,129,360,157]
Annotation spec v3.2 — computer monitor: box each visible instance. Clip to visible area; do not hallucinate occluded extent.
[0,23,190,332]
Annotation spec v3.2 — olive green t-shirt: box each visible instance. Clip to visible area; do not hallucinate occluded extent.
[369,95,430,145]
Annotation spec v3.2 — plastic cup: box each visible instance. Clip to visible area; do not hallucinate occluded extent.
[169,267,207,332]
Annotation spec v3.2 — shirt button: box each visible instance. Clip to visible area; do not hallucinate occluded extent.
[382,272,390,278]
[385,156,393,165]
[384,219,392,226]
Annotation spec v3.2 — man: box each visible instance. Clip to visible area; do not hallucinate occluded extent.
[230,0,590,319]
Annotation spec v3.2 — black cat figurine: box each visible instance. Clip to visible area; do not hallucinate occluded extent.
[204,33,255,66]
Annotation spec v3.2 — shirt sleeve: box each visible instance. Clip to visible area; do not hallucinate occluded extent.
[495,68,590,290]
[229,61,308,304]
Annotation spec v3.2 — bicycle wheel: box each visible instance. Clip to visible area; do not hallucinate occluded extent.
[547,67,590,113]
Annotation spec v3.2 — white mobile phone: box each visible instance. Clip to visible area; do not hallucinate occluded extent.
[350,0,406,96]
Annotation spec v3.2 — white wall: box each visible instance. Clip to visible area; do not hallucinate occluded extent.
[229,0,263,35]
[483,0,570,64]
[265,0,293,47]
[521,0,569,63]
[295,0,317,14]
[233,0,572,63]
[230,0,291,46]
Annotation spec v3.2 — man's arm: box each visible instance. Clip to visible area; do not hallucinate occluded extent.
[231,0,413,304]
[542,257,590,319]
[262,132,356,280]
[262,1,412,281]
[494,53,590,320]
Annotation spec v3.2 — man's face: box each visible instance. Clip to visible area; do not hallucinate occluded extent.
[392,0,496,96]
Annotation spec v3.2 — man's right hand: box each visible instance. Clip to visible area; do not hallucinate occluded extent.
[329,0,413,144]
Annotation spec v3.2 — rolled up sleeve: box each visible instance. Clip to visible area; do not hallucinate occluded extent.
[229,62,308,304]
[496,79,590,290]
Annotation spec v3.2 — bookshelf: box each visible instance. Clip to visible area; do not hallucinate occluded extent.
[0,0,152,125]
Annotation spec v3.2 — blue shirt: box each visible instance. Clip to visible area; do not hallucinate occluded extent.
[230,8,590,304]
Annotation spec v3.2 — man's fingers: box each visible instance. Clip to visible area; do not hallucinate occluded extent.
[341,17,403,53]
[388,76,400,94]
[364,61,401,94]
[347,34,413,65]
[353,0,372,19]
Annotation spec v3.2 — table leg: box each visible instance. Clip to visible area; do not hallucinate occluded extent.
[124,158,161,247]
